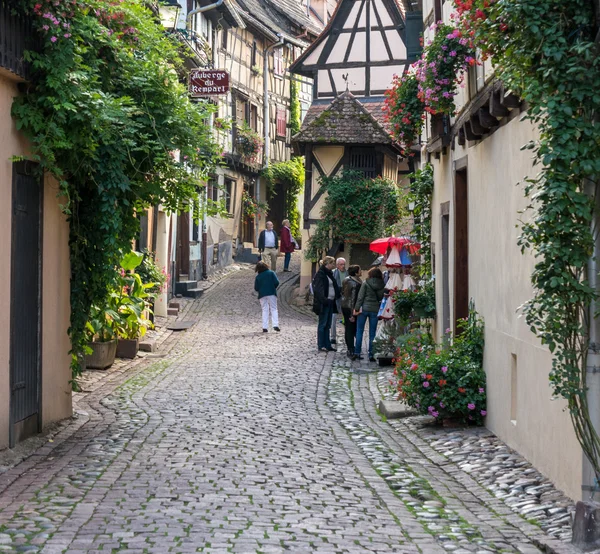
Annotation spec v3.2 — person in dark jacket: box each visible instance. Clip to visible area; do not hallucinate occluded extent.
[341,265,362,358]
[254,261,280,332]
[312,256,341,352]
[353,267,385,361]
[258,221,279,271]
[279,219,295,272]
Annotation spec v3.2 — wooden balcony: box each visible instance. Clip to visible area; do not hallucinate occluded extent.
[0,0,36,80]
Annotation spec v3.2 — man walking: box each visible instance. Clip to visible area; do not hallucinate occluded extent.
[330,257,347,344]
[258,221,279,271]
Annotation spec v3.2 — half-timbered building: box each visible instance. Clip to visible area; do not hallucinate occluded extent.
[166,0,326,299]
[290,0,422,288]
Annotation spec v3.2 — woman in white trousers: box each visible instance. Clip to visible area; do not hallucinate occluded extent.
[254,261,280,332]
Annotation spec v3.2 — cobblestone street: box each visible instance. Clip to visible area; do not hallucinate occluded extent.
[0,264,579,554]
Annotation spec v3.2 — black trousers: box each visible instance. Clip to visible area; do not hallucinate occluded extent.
[342,308,356,353]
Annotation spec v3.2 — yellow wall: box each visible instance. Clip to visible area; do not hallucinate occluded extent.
[430,114,582,500]
[0,72,71,446]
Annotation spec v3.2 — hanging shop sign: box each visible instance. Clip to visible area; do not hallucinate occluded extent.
[189,69,230,97]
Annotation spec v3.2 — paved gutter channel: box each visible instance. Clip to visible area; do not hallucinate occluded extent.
[281,276,582,554]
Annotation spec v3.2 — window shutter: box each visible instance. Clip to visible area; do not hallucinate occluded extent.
[276,108,286,138]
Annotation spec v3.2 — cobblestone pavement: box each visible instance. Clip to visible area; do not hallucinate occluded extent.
[0,258,580,553]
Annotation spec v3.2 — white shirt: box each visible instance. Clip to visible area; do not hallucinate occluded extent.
[327,276,336,300]
[264,230,276,248]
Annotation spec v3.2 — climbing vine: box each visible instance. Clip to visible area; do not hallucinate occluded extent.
[453,0,600,478]
[409,163,434,279]
[289,77,302,136]
[262,157,304,238]
[13,0,223,383]
[304,170,402,262]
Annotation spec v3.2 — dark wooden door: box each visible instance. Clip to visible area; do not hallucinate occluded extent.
[10,161,42,446]
[268,182,286,232]
[441,210,450,335]
[177,211,190,279]
[454,169,469,331]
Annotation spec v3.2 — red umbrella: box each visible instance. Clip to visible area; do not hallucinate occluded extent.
[369,237,420,255]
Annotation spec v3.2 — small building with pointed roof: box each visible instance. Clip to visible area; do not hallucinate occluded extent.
[290,0,422,287]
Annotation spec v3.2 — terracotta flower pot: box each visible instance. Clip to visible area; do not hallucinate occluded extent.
[116,338,139,359]
[85,340,117,370]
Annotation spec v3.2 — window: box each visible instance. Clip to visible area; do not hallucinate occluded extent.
[276,107,287,138]
[273,47,284,77]
[207,179,219,203]
[222,29,228,50]
[250,104,258,132]
[236,95,248,125]
[251,41,258,68]
[224,178,235,213]
[349,148,377,178]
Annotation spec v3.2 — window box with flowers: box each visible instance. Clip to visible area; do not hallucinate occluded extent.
[236,123,263,165]
[242,190,268,223]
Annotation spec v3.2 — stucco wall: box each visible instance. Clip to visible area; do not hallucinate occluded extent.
[0,72,72,446]
[430,114,582,500]
[41,176,72,425]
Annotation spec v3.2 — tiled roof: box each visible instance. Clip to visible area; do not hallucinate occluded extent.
[293,91,392,144]
[264,0,322,37]
[233,0,322,43]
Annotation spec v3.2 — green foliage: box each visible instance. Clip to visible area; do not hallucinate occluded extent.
[13,0,223,384]
[136,249,167,295]
[305,170,403,262]
[242,190,268,222]
[262,157,304,238]
[289,78,302,136]
[453,0,600,477]
[393,285,436,321]
[409,163,434,279]
[392,307,486,424]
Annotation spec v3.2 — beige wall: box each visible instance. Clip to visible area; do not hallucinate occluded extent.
[430,114,582,500]
[42,176,72,425]
[0,72,72,446]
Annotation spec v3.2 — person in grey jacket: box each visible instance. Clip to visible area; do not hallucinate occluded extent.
[353,267,385,361]
[341,265,362,357]
[330,258,347,344]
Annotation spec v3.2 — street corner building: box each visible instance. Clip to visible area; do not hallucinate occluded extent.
[0,4,72,447]
[420,0,582,501]
[289,0,423,290]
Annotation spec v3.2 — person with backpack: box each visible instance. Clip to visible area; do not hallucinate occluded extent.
[353,267,385,361]
[312,256,341,352]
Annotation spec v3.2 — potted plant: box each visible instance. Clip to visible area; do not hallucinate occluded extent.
[84,305,118,370]
[113,251,157,359]
[236,123,264,165]
[412,284,436,319]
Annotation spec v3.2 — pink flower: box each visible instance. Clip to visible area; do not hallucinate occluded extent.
[423,382,430,388]
[431,411,439,418]
[410,363,418,370]
[480,410,487,416]
[439,402,445,408]
[50,36,57,42]
[441,366,448,373]
[468,403,475,410]
[479,388,485,394]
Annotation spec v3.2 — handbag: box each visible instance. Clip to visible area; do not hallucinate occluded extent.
[377,296,388,318]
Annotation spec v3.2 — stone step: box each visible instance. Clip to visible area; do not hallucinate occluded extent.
[182,288,204,299]
[175,280,198,295]
[167,307,179,316]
